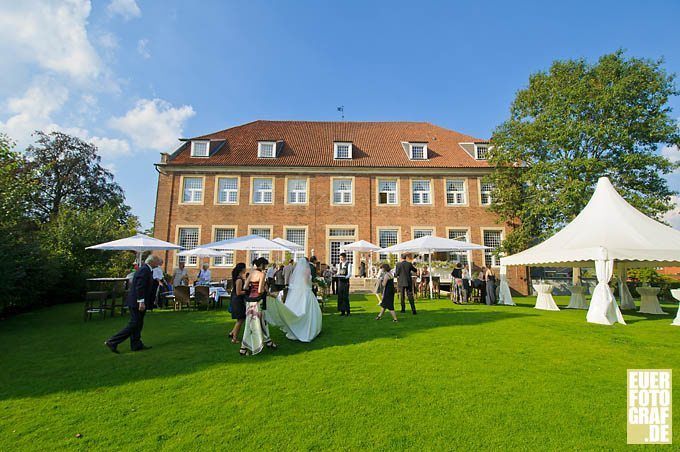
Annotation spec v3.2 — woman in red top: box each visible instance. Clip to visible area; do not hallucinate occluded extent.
[240,257,278,355]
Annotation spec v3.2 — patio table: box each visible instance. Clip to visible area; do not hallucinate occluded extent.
[533,283,560,311]
[566,285,588,309]
[637,286,666,315]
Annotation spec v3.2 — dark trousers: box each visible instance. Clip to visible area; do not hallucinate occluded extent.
[108,305,146,350]
[337,278,350,314]
[399,285,416,313]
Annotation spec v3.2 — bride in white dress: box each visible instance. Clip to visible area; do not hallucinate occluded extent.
[266,257,322,342]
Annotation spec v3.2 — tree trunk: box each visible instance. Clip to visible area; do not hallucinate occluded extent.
[572,267,581,286]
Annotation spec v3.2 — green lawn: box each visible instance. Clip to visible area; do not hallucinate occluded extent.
[1,294,678,451]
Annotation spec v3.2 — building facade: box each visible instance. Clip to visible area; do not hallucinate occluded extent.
[153,120,529,294]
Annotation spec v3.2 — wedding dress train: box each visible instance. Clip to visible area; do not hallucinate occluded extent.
[266,258,322,342]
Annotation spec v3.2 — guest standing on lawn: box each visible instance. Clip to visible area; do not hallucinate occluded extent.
[336,253,352,316]
[228,263,247,344]
[104,254,160,353]
[395,253,418,315]
[241,258,277,355]
[485,267,497,305]
[172,261,189,287]
[376,264,398,322]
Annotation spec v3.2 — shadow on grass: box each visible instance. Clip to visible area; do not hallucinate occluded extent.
[0,298,535,401]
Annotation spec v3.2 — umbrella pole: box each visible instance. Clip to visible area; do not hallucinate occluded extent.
[429,252,434,300]
[136,251,142,266]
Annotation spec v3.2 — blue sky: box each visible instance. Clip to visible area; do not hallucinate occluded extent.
[1,0,679,228]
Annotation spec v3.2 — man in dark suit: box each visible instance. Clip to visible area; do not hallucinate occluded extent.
[104,254,161,353]
[394,253,418,314]
[309,256,319,296]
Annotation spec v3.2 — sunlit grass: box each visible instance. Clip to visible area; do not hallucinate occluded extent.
[1,294,678,450]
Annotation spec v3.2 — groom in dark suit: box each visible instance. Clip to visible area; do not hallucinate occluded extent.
[394,253,418,314]
[105,254,161,353]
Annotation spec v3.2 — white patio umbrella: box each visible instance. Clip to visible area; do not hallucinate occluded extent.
[177,247,229,269]
[86,233,182,265]
[272,237,305,251]
[177,247,228,257]
[204,234,291,263]
[272,237,305,262]
[380,235,488,298]
[341,240,382,277]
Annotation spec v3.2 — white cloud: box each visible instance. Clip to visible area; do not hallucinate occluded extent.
[661,144,680,163]
[0,0,102,81]
[662,195,680,230]
[109,99,195,151]
[58,126,131,159]
[107,0,141,20]
[137,39,151,59]
[0,77,68,146]
[98,31,119,50]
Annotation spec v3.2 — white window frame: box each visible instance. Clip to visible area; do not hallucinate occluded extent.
[445,179,467,206]
[409,143,428,160]
[284,226,308,260]
[480,181,493,206]
[334,142,353,159]
[377,178,398,206]
[251,177,274,204]
[176,225,201,267]
[412,227,434,239]
[411,179,432,205]
[286,178,308,205]
[257,141,277,158]
[190,140,210,157]
[331,177,354,205]
[475,144,489,160]
[249,225,273,262]
[377,227,400,260]
[212,226,237,267]
[215,176,240,205]
[481,228,504,267]
[447,227,471,265]
[180,176,204,204]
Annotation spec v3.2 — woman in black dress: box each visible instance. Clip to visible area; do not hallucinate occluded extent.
[485,267,497,305]
[375,264,398,322]
[228,263,247,343]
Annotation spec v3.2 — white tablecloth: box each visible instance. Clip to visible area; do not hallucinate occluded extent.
[637,287,666,315]
[670,289,680,326]
[190,286,227,301]
[566,285,588,309]
[533,284,560,311]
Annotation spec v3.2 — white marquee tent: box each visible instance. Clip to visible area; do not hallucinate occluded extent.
[500,177,680,325]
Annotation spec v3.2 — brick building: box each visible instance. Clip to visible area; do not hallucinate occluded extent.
[153,120,529,294]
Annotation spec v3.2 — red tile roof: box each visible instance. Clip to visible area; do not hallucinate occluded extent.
[165,120,489,168]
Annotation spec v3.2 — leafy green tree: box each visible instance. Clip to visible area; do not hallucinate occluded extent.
[0,134,36,225]
[25,131,129,223]
[40,205,140,303]
[489,51,680,254]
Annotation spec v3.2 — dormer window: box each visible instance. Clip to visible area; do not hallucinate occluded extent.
[409,142,428,160]
[258,141,276,158]
[190,140,210,157]
[475,144,489,160]
[334,142,353,159]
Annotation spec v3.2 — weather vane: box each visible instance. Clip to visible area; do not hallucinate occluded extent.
[337,105,344,120]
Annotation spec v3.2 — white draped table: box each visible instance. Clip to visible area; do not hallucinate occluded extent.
[566,285,588,309]
[637,286,666,315]
[670,289,680,326]
[533,283,560,311]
